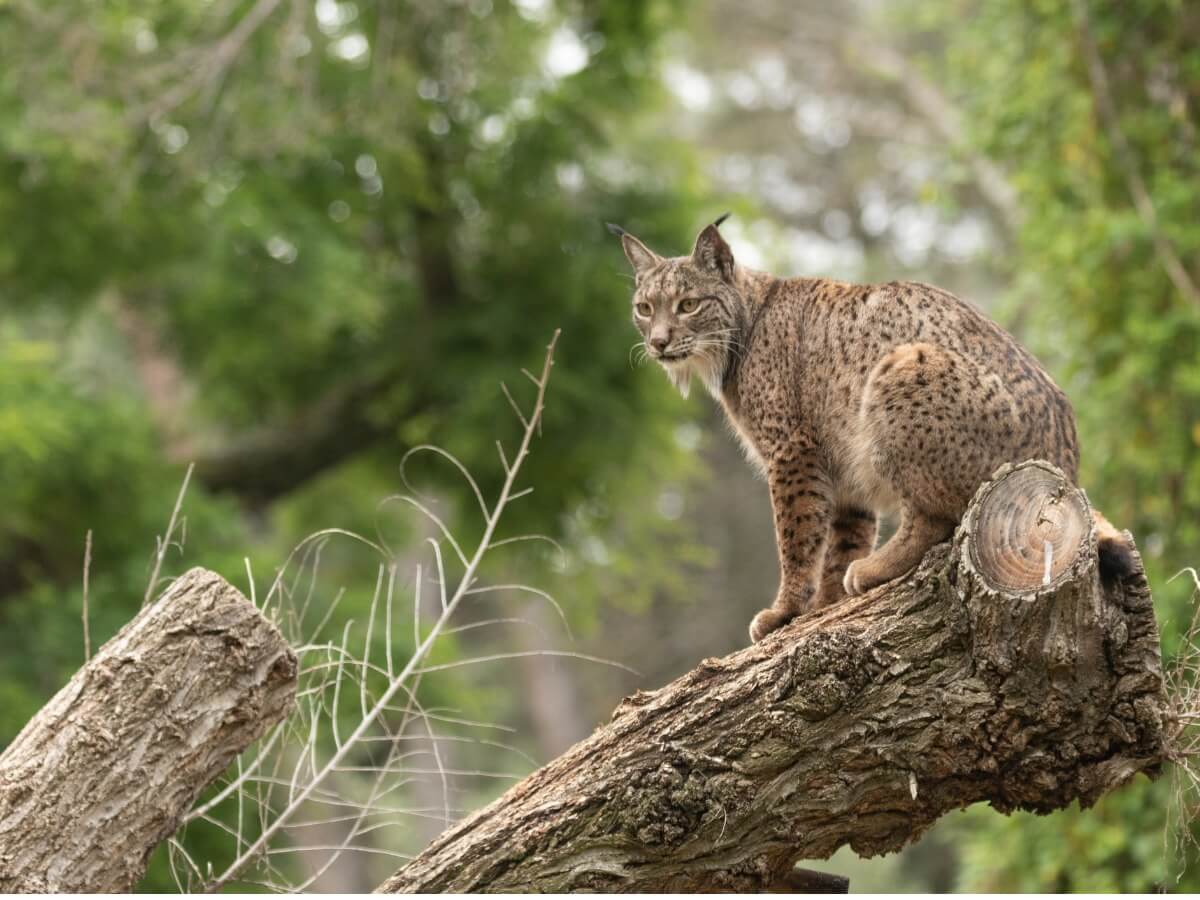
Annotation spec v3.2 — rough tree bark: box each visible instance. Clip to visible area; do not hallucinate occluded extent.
[379,460,1167,892]
[0,568,297,892]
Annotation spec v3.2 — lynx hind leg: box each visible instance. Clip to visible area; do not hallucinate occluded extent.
[858,341,1022,519]
[843,342,1005,596]
[815,508,877,607]
[844,505,952,596]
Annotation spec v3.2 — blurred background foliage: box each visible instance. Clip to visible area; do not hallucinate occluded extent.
[1,0,1198,891]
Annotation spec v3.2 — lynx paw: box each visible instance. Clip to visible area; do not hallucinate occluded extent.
[844,559,905,596]
[749,607,796,643]
[843,559,877,597]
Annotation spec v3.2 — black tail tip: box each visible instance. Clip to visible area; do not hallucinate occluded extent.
[1098,535,1136,584]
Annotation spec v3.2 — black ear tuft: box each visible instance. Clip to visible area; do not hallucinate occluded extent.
[604,222,627,237]
[713,211,731,228]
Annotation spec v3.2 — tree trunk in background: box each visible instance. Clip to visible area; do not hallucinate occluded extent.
[296,771,382,893]
[516,599,591,759]
[377,461,1167,892]
[0,568,297,892]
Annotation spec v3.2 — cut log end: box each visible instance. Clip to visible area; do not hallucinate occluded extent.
[965,460,1093,593]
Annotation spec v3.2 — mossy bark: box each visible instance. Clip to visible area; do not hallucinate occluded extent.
[0,568,297,892]
[378,462,1166,893]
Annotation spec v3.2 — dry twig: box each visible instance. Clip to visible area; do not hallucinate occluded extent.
[170,332,631,892]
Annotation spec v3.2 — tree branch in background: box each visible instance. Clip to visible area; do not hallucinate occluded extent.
[1071,0,1200,310]
[106,293,401,506]
[0,568,297,892]
[848,36,1024,238]
[188,371,396,504]
[378,461,1167,892]
[138,0,285,124]
[107,294,197,461]
[739,4,1024,241]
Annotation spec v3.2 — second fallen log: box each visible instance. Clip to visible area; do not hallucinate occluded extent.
[0,568,298,893]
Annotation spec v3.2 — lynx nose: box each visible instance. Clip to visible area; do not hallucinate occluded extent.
[649,334,670,353]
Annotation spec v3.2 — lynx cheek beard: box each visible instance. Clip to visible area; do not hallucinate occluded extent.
[661,357,693,398]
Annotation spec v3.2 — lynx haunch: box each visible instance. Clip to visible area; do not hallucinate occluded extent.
[610,217,1133,643]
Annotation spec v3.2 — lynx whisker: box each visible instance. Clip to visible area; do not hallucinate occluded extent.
[696,333,746,357]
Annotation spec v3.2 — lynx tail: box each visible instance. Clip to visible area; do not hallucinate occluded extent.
[1094,510,1135,584]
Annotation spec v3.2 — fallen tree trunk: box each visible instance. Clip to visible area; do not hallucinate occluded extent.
[379,460,1167,892]
[0,567,297,892]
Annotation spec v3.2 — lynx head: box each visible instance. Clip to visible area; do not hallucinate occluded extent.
[610,215,744,398]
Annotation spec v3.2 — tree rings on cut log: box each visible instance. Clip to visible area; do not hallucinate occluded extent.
[965,460,1092,592]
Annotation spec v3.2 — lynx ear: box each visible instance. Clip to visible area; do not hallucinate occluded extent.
[607,223,661,277]
[691,216,734,281]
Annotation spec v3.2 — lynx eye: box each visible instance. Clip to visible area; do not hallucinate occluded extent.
[678,297,702,314]
[634,301,653,318]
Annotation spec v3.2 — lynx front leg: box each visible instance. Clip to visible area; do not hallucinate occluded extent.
[748,453,832,643]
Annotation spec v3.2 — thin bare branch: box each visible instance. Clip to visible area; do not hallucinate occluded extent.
[500,381,531,430]
[463,582,572,639]
[81,530,92,663]
[400,444,490,523]
[143,463,194,607]
[379,494,470,568]
[201,332,561,892]
[414,649,638,677]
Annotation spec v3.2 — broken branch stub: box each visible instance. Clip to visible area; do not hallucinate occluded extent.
[0,567,297,892]
[378,460,1166,893]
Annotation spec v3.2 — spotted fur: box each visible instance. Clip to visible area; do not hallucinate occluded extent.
[617,221,1125,643]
